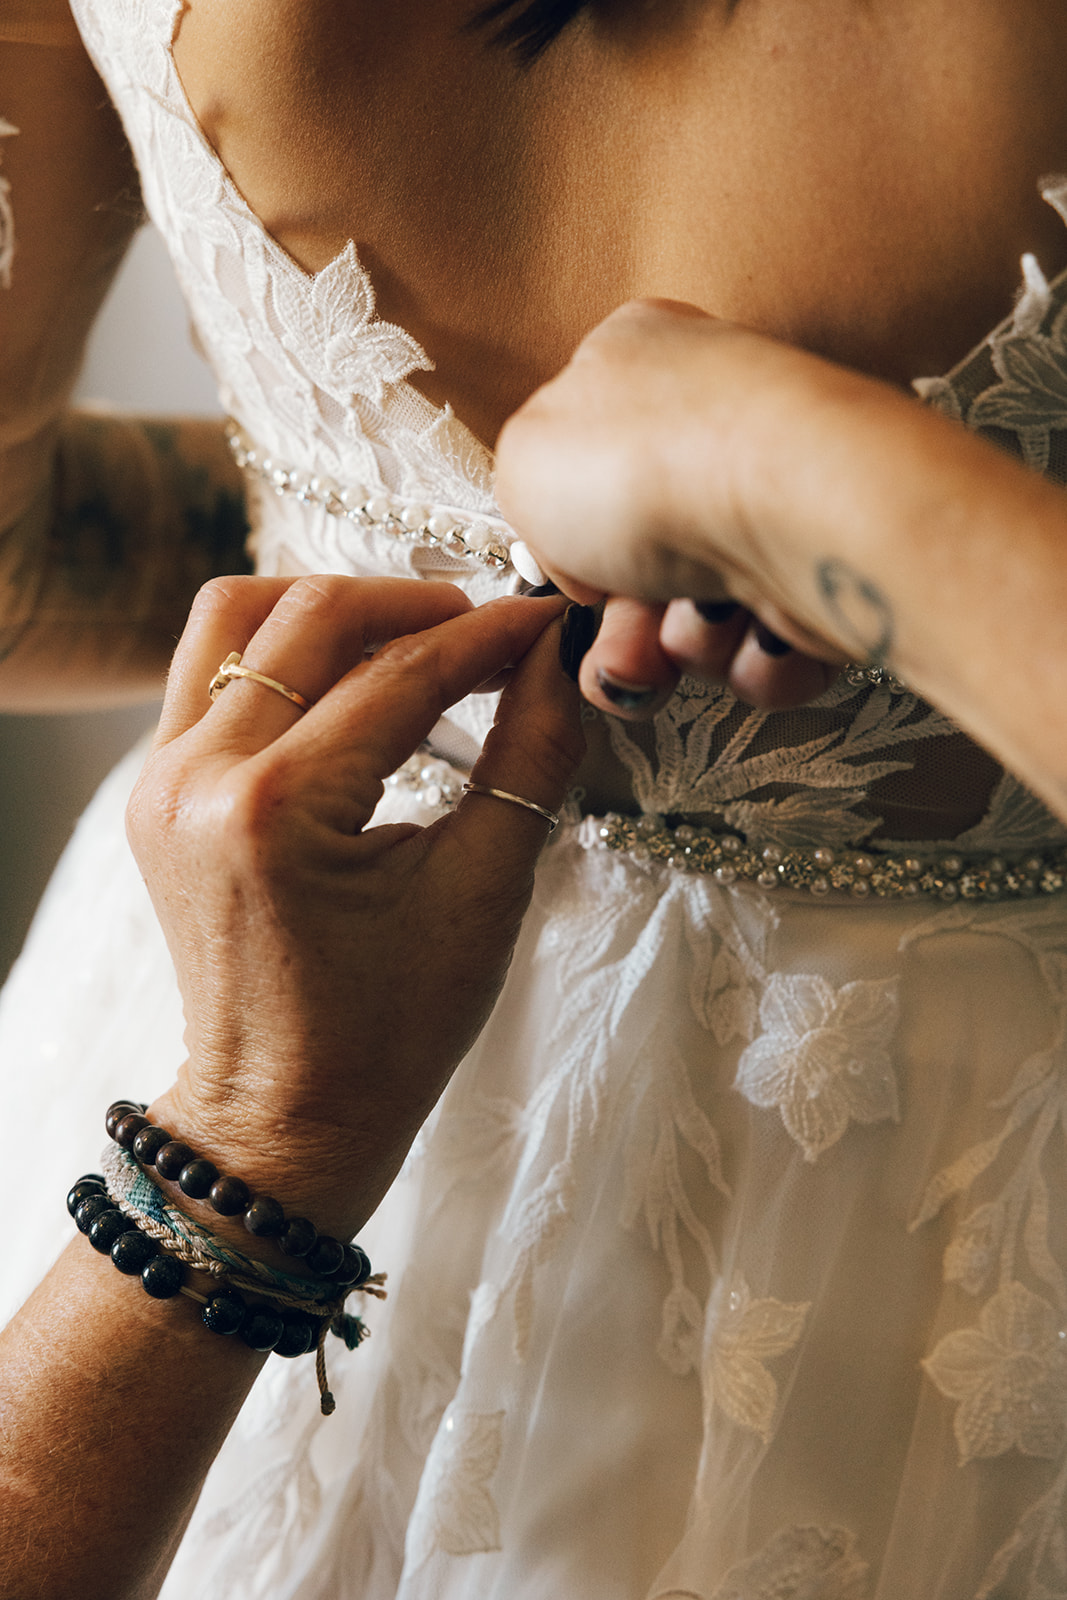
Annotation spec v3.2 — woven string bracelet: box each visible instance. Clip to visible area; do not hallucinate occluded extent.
[102,1143,352,1306]
[96,1143,387,1413]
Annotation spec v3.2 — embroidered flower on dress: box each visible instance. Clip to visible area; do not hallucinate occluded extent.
[706,1523,871,1600]
[942,1201,1005,1298]
[923,1280,1067,1463]
[405,1408,505,1568]
[734,974,900,1162]
[271,241,430,405]
[704,1272,810,1442]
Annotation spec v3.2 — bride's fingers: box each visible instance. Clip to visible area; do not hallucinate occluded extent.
[577,596,677,719]
[659,597,751,681]
[159,576,474,753]
[727,621,840,708]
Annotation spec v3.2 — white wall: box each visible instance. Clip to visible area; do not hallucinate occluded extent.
[0,226,222,982]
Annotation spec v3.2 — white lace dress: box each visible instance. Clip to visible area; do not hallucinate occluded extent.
[4,4,1067,1596]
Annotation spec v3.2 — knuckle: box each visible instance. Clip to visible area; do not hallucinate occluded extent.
[372,629,437,679]
[215,764,292,865]
[191,573,260,621]
[277,573,358,632]
[488,704,585,795]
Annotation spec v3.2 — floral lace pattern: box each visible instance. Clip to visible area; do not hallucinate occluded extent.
[405,1409,506,1569]
[58,7,1067,1596]
[705,1524,871,1600]
[903,902,1067,1596]
[923,1281,1067,1463]
[734,974,900,1163]
[703,1272,810,1442]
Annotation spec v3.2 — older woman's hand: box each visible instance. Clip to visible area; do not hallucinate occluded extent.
[127,575,581,1241]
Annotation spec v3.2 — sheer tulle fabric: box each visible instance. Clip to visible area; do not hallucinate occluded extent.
[2,1,1067,1594]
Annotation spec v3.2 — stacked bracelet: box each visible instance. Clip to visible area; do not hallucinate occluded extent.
[68,1172,336,1356]
[66,1101,387,1417]
[104,1100,370,1287]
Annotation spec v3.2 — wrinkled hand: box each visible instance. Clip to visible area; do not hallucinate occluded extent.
[127,576,581,1238]
[496,300,849,716]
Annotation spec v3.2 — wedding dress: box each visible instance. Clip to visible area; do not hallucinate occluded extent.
[3,4,1067,1597]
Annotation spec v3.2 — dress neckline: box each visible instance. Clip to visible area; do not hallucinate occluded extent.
[159,0,494,451]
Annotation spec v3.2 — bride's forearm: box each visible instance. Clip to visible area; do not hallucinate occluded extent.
[731,364,1067,816]
[0,38,249,709]
[0,412,250,709]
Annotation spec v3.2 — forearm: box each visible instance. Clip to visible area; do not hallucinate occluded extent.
[0,36,249,708]
[0,1233,264,1600]
[0,411,250,708]
[727,363,1067,815]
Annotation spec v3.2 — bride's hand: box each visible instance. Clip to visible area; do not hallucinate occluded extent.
[127,575,581,1240]
[496,299,848,714]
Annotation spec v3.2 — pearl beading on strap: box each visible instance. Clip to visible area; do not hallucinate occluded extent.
[586,813,1067,903]
[385,754,466,810]
[226,420,520,574]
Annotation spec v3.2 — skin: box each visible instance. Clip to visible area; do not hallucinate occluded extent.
[495,298,1067,820]
[0,39,250,707]
[4,1,1067,1591]
[0,577,582,1600]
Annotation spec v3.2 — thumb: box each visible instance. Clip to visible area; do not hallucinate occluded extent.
[449,612,585,871]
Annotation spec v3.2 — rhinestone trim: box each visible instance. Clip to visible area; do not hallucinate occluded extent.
[226,421,515,573]
[842,664,909,693]
[590,814,1067,903]
[383,759,1066,905]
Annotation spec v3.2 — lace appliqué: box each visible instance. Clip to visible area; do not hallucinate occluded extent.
[734,973,900,1163]
[704,1272,810,1443]
[906,902,1067,1596]
[605,676,959,851]
[704,1524,871,1600]
[0,117,17,289]
[269,240,426,408]
[493,871,774,1370]
[923,1281,1067,1463]
[622,1036,732,1375]
[916,176,1067,490]
[405,1409,505,1569]
[71,0,501,545]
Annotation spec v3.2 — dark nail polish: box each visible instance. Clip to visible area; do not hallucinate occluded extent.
[524,580,561,598]
[694,600,740,623]
[595,670,658,711]
[754,623,791,657]
[558,604,599,681]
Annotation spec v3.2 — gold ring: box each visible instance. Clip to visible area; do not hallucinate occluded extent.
[208,651,312,712]
[461,782,559,831]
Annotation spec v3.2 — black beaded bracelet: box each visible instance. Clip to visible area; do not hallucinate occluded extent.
[104,1101,371,1289]
[68,1173,340,1358]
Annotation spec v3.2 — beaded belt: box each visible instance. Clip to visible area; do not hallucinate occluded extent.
[591,814,1067,902]
[386,756,1067,904]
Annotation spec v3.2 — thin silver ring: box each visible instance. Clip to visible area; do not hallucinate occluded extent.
[461,782,559,831]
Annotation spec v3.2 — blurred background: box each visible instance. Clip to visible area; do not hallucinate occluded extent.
[0,226,221,982]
